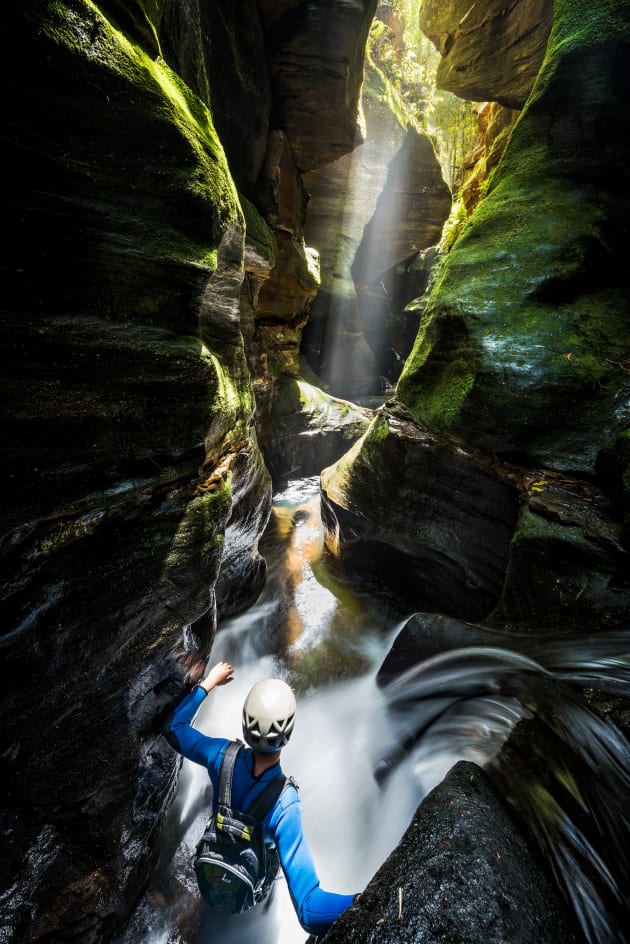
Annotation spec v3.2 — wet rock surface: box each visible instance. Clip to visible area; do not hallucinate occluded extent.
[322,400,630,635]
[262,377,373,485]
[321,401,519,620]
[2,4,270,940]
[323,761,579,944]
[399,0,630,472]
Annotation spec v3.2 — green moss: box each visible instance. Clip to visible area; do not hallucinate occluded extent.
[398,314,475,429]
[395,0,630,467]
[46,0,241,260]
[363,49,411,133]
[239,194,275,267]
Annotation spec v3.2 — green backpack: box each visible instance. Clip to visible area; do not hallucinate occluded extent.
[194,741,289,914]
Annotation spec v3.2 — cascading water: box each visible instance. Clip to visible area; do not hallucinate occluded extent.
[117,478,630,944]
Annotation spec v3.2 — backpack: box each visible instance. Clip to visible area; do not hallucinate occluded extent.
[193,740,290,915]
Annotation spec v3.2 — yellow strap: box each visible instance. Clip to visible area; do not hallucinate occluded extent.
[217,812,252,841]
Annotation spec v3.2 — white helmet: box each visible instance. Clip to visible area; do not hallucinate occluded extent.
[242,679,296,753]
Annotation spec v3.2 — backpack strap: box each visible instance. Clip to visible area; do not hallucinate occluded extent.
[217,740,243,807]
[246,775,288,821]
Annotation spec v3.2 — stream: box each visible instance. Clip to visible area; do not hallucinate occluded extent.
[117,477,630,944]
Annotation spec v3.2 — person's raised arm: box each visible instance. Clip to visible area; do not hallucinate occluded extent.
[162,661,234,766]
[271,789,356,936]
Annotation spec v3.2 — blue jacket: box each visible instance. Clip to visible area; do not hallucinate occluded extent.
[164,685,355,935]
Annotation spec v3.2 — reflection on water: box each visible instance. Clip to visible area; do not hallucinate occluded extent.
[117,478,630,944]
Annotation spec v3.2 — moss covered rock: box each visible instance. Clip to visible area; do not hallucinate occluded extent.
[398,0,630,473]
[1,2,271,939]
[321,401,518,620]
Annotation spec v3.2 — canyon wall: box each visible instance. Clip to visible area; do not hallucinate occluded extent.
[322,0,630,634]
[1,1,376,939]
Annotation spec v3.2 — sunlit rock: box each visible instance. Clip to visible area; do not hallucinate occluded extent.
[302,74,451,399]
[303,56,412,314]
[460,101,519,215]
[351,128,451,291]
[419,0,553,109]
[262,377,373,484]
[301,54,411,398]
[398,0,630,473]
[324,761,579,944]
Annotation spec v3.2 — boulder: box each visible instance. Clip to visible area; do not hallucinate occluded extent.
[320,401,518,620]
[323,761,579,944]
[262,377,373,484]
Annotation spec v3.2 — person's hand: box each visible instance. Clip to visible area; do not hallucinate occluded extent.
[200,661,234,693]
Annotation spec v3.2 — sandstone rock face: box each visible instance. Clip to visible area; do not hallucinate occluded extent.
[1,3,271,940]
[351,128,452,291]
[321,402,519,620]
[303,57,411,309]
[302,66,452,400]
[257,0,379,172]
[323,762,578,944]
[399,0,630,474]
[419,0,553,109]
[460,101,519,215]
[301,57,411,398]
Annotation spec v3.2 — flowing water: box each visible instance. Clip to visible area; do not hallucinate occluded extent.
[117,477,630,944]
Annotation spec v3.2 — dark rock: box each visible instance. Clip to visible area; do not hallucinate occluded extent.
[323,761,579,944]
[1,3,270,940]
[489,487,630,635]
[320,402,518,620]
[321,404,630,635]
[257,0,379,172]
[156,0,271,198]
[376,612,523,685]
[262,377,373,484]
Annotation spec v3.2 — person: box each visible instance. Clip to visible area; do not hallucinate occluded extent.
[163,661,357,939]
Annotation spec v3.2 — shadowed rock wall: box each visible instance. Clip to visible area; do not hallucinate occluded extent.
[323,762,578,944]
[1,3,272,940]
[1,1,385,938]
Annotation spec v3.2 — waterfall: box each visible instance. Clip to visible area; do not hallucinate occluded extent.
[116,478,630,944]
